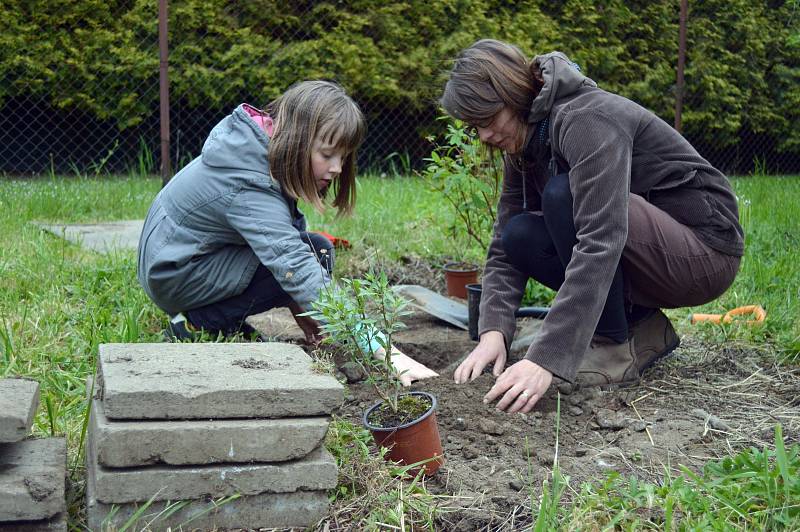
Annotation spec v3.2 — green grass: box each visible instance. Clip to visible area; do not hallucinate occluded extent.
[303,174,483,264]
[681,175,800,360]
[540,424,800,530]
[1,172,798,530]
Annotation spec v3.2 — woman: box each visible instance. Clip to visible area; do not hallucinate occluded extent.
[442,40,742,413]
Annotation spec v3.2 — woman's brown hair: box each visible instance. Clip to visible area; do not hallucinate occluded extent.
[268,81,365,215]
[441,39,542,128]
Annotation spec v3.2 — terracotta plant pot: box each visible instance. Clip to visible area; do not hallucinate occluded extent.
[443,261,479,299]
[362,391,444,476]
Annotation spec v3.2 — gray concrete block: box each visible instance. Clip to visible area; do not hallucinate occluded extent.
[98,342,343,420]
[246,307,305,342]
[86,488,329,531]
[0,513,67,532]
[0,439,65,522]
[87,424,336,504]
[90,397,330,467]
[0,379,39,443]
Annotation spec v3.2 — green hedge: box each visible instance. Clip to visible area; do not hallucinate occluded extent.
[2,0,798,153]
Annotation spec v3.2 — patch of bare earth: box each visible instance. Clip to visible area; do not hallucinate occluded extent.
[333,311,800,530]
[248,261,797,530]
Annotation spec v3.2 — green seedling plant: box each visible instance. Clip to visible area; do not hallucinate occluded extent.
[307,271,413,414]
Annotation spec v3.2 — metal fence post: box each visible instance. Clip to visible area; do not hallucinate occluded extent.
[674,0,688,133]
[159,0,171,185]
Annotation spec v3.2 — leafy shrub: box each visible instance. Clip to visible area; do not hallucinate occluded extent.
[422,119,502,251]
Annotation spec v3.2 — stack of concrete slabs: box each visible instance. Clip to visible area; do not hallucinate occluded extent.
[0,379,67,531]
[86,342,344,530]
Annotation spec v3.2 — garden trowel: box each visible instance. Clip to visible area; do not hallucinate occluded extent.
[393,285,470,330]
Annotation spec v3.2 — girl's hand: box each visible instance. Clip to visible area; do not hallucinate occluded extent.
[375,346,440,386]
[288,302,323,346]
[483,360,552,414]
[454,331,507,384]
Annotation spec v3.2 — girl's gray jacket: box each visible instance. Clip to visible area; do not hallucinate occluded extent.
[137,104,329,315]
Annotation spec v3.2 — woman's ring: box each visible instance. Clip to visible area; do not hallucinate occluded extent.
[520,390,530,399]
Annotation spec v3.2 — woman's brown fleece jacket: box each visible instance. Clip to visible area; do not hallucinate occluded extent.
[478,52,744,382]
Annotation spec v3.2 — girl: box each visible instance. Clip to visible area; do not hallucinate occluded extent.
[137,81,437,385]
[442,40,742,413]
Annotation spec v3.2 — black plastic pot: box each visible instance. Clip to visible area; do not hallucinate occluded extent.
[466,284,550,341]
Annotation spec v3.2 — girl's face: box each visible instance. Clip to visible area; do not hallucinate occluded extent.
[474,107,525,154]
[311,137,346,192]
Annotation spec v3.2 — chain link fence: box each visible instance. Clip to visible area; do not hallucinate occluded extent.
[1,1,798,178]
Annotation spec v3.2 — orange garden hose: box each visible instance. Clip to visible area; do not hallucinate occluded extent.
[690,305,766,325]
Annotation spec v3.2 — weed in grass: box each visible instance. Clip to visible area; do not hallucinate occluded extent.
[135,136,155,178]
[99,492,240,532]
[384,151,413,177]
[532,393,570,531]
[0,317,15,370]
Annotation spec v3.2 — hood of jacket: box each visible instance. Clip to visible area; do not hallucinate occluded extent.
[200,104,272,176]
[528,52,597,124]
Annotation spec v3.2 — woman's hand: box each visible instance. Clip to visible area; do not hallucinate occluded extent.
[454,330,507,384]
[375,346,439,386]
[484,359,552,413]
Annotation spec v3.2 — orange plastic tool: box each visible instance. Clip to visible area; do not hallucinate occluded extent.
[313,231,351,249]
[690,305,766,325]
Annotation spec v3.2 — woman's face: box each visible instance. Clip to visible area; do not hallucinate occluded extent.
[311,136,345,192]
[474,107,525,154]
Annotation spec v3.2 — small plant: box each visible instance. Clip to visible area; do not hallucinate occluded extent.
[309,272,445,475]
[384,151,413,177]
[423,118,502,250]
[307,271,413,414]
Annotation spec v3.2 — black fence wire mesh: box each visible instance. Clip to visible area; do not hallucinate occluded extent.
[1,1,798,178]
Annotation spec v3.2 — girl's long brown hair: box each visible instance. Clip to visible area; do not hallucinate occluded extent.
[268,81,365,215]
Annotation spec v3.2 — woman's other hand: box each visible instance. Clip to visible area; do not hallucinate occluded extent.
[454,330,507,384]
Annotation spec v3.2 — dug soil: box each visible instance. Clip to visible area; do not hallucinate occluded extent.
[331,282,799,530]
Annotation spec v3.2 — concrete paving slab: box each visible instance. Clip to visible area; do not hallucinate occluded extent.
[246,307,305,343]
[34,220,143,253]
[0,439,66,522]
[98,342,344,420]
[90,396,330,467]
[88,424,336,504]
[0,379,39,443]
[86,487,328,531]
[0,513,67,531]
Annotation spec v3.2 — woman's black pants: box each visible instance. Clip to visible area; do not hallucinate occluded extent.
[501,173,630,343]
